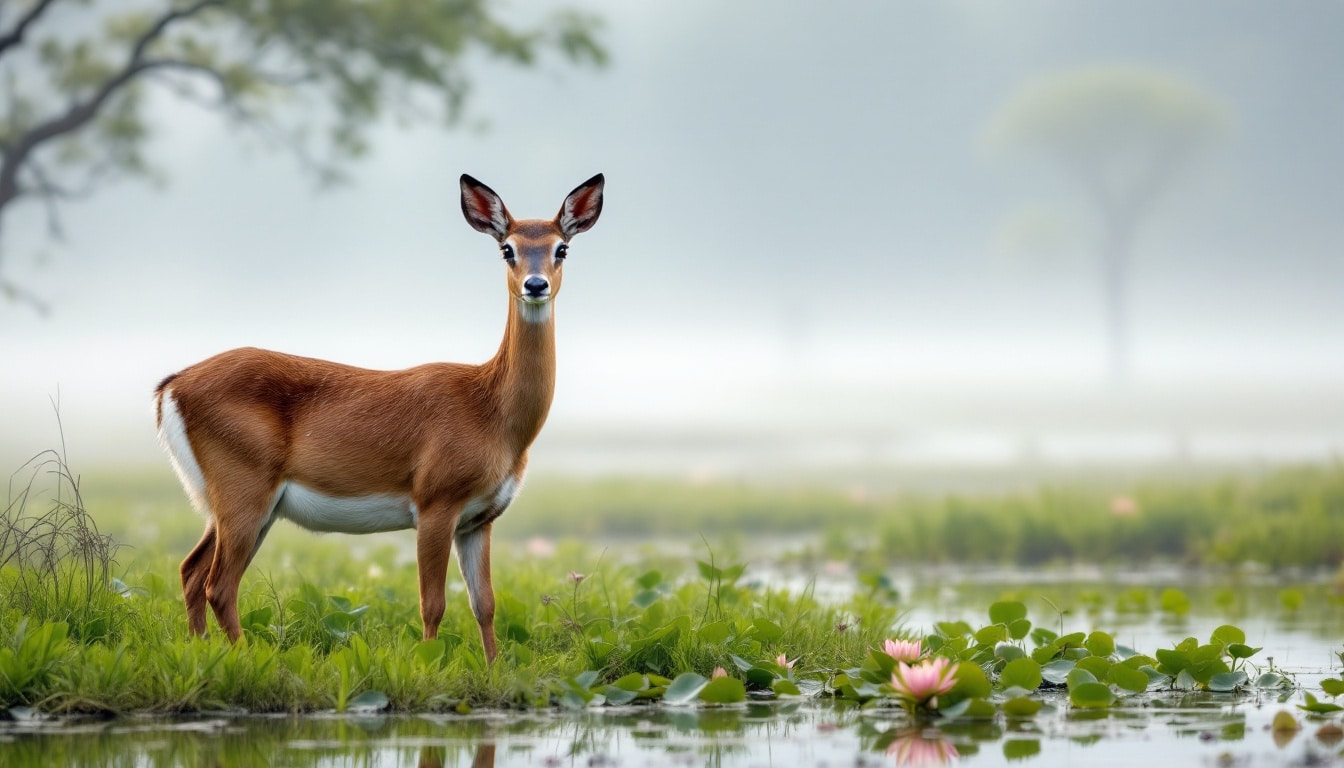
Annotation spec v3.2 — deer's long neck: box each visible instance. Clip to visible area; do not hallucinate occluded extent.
[483,297,557,453]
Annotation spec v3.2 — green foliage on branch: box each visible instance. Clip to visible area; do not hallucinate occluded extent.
[0,0,606,306]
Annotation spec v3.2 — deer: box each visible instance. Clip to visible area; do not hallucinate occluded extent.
[153,174,604,662]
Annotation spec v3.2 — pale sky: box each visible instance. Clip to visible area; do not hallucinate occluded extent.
[2,0,1341,474]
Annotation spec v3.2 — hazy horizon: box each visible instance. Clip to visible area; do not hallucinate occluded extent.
[3,0,1341,478]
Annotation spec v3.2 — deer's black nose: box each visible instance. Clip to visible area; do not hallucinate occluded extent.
[523,275,550,296]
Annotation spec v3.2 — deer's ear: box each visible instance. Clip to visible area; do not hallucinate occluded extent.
[556,173,604,240]
[461,175,513,240]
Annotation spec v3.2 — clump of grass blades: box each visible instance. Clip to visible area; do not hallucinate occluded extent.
[1,435,123,643]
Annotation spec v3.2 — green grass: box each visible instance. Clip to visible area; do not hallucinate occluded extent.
[4,458,1344,714]
[0,541,896,713]
[81,461,1344,569]
[502,463,1344,568]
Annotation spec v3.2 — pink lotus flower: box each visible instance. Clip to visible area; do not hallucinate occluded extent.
[883,638,922,663]
[776,653,796,670]
[887,729,959,765]
[711,666,728,680]
[891,657,960,709]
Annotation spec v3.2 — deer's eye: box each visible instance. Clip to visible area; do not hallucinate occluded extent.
[501,243,515,262]
[555,243,569,261]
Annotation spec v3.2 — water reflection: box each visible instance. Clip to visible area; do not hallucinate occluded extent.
[0,689,1340,767]
[883,728,960,765]
[0,704,866,768]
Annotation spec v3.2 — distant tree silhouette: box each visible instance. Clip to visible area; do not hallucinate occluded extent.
[984,66,1229,383]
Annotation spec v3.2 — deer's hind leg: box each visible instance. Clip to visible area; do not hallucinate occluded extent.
[203,472,281,642]
[180,521,217,636]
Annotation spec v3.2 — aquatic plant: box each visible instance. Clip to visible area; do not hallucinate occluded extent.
[889,657,960,712]
[883,638,923,663]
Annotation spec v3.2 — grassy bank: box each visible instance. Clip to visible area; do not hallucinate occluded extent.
[4,457,1343,714]
[0,542,894,713]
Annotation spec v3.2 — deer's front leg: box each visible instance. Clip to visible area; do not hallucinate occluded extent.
[416,502,460,641]
[455,522,497,663]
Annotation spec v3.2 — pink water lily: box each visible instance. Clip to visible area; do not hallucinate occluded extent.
[776,653,797,670]
[711,666,728,680]
[883,638,923,663]
[891,657,960,709]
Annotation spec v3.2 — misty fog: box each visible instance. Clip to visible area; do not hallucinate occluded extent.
[2,0,1341,480]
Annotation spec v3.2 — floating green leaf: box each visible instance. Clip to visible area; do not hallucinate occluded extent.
[975,623,1008,646]
[1210,625,1246,646]
[1058,632,1086,648]
[1041,659,1075,685]
[699,677,746,703]
[1299,693,1344,714]
[611,673,648,692]
[950,661,993,699]
[772,678,801,696]
[1107,664,1150,693]
[1173,669,1198,691]
[1257,672,1290,690]
[601,685,638,705]
[346,690,389,712]
[1066,668,1098,689]
[936,621,974,638]
[1154,648,1190,676]
[1001,657,1043,691]
[663,673,709,705]
[1208,670,1248,692]
[1075,656,1112,680]
[990,601,1028,625]
[952,697,998,719]
[1030,627,1058,648]
[1084,631,1115,658]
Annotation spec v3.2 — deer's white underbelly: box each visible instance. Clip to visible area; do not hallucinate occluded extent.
[272,482,418,534]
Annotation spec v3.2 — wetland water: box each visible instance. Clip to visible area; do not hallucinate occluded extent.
[2,569,1341,767]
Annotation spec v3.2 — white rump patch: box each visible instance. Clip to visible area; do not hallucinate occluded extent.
[272,482,418,534]
[157,389,208,515]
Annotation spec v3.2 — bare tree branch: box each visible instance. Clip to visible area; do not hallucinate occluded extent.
[0,0,225,212]
[0,0,59,60]
[24,157,70,239]
[0,0,608,312]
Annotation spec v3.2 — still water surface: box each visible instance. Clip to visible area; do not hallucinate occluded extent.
[2,568,1340,767]
[2,692,1340,768]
